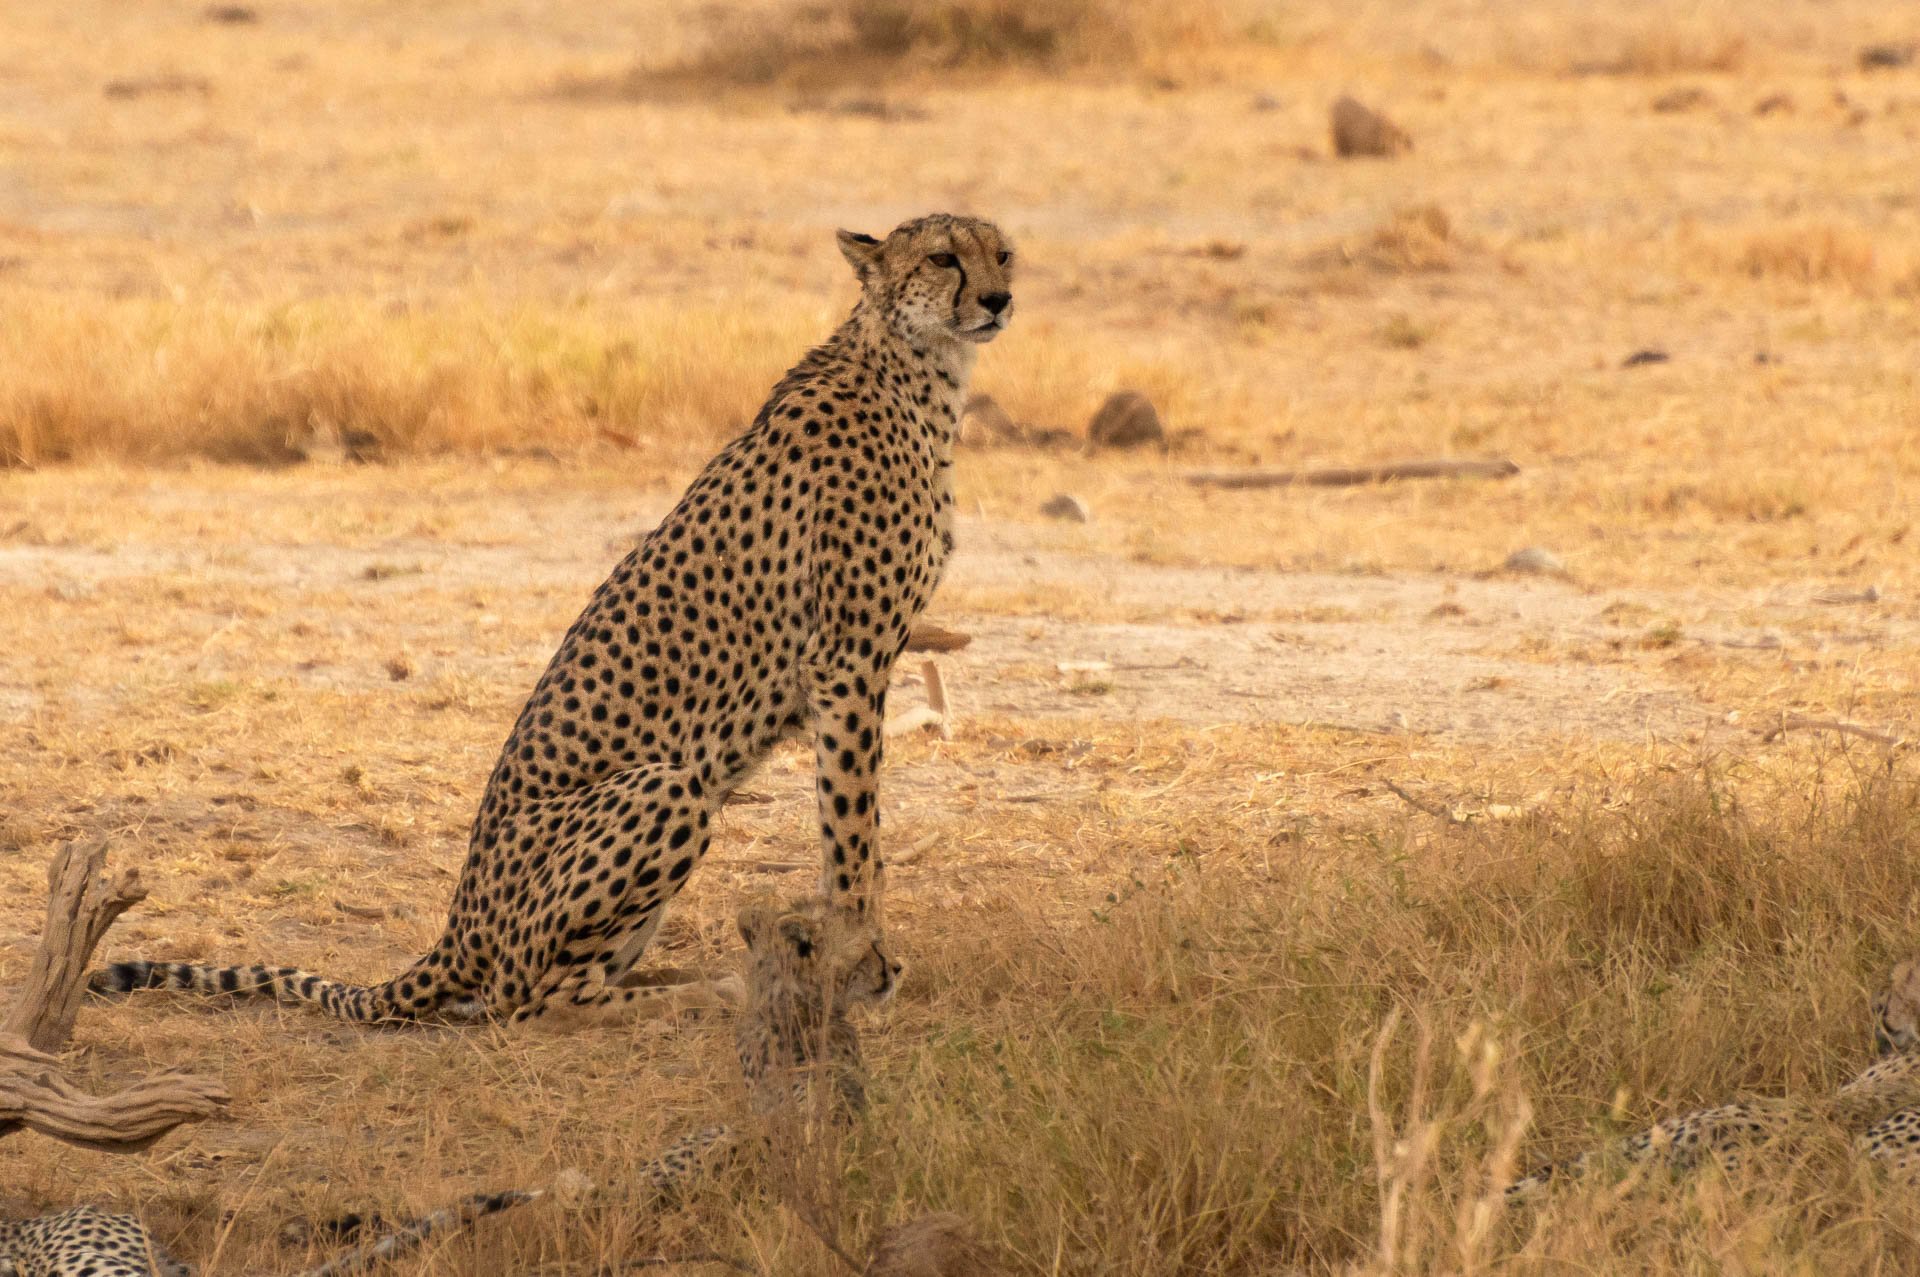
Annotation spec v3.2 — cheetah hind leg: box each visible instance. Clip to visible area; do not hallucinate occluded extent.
[510,898,745,1031]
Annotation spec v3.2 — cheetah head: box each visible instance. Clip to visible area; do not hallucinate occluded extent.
[837,213,1014,348]
[737,893,903,1011]
[1873,958,1920,1055]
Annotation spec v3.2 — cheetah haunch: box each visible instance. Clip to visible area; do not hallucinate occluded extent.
[89,214,1013,1027]
[1507,958,1920,1201]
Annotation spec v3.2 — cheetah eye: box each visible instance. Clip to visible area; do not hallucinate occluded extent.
[928,253,958,269]
[996,251,1010,265]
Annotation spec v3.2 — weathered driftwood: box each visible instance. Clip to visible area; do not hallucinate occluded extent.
[0,1041,227,1152]
[884,660,954,741]
[1185,457,1520,491]
[0,840,228,1151]
[4,841,148,1053]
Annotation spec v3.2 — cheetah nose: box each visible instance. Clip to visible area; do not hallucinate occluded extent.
[980,292,1011,315]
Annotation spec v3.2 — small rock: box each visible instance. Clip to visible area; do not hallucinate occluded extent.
[1086,389,1165,450]
[1330,94,1412,158]
[1503,547,1566,575]
[1753,92,1794,115]
[1621,348,1670,368]
[1651,86,1713,113]
[957,393,1018,446]
[1038,493,1091,523]
[1250,91,1283,112]
[1860,43,1916,71]
[384,653,414,682]
[204,3,258,21]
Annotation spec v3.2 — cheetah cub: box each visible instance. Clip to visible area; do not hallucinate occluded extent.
[635,893,902,1193]
[1507,959,1920,1201]
[92,214,1012,1027]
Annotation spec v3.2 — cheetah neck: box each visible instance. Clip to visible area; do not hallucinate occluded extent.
[835,302,975,446]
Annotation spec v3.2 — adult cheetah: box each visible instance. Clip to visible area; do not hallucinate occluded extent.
[1506,958,1920,1201]
[92,213,1013,1026]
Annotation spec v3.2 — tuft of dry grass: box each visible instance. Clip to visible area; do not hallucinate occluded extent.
[0,299,813,469]
[1361,205,1457,274]
[1732,222,1884,290]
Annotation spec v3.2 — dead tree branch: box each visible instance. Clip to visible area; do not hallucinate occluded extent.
[1761,714,1906,748]
[0,840,228,1151]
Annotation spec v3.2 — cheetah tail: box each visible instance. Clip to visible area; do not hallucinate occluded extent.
[285,1189,540,1277]
[85,953,449,1023]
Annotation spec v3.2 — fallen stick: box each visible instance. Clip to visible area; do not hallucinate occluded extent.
[1761,715,1906,747]
[1185,457,1520,490]
[1382,779,1462,826]
[883,706,945,738]
[883,660,955,740]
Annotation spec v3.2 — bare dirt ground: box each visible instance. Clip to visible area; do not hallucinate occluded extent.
[6,467,1906,750]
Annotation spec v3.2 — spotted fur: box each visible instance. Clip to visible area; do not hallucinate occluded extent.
[0,1190,532,1277]
[88,213,1012,1027]
[1508,959,1920,1202]
[0,1207,188,1277]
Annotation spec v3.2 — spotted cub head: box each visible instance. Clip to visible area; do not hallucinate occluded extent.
[837,214,1014,348]
[1873,958,1920,1055]
[736,893,902,1012]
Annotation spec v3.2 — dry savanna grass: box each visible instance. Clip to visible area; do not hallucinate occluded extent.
[4,0,1920,1273]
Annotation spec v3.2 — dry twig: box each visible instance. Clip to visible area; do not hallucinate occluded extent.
[1185,457,1519,490]
[1382,779,1463,826]
[1761,714,1906,747]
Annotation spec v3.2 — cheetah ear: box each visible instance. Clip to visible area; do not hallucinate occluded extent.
[836,229,884,281]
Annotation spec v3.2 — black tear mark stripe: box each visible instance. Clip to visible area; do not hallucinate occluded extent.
[950,252,968,314]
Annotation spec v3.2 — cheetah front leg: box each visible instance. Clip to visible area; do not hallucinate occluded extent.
[807,664,890,919]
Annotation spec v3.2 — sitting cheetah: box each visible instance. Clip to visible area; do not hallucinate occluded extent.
[90,213,1013,1026]
[632,892,901,1192]
[1507,959,1920,1201]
